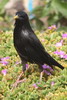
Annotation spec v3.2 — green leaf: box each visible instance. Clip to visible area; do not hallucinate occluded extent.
[31,6,43,18]
[42,7,51,17]
[51,0,67,18]
[35,18,44,30]
[0,0,8,10]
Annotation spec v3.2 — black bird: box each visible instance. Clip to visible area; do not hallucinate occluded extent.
[13,11,64,86]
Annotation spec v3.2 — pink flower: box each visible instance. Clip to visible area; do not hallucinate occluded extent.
[44,70,51,75]
[51,81,55,86]
[15,61,21,65]
[63,54,67,60]
[1,57,10,61]
[54,50,67,59]
[1,69,7,76]
[55,40,63,47]
[0,60,9,66]
[54,50,65,57]
[0,56,10,66]
[42,64,53,71]
[26,64,29,69]
[32,83,38,89]
[62,33,67,38]
[48,25,56,30]
[41,39,45,42]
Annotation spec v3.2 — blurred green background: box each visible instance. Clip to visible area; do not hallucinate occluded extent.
[0,0,67,31]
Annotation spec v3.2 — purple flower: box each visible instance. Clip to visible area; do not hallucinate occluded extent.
[63,54,67,60]
[12,61,21,67]
[41,39,45,42]
[1,69,7,76]
[1,57,10,61]
[51,81,55,86]
[26,64,29,69]
[0,60,9,66]
[42,64,53,71]
[54,51,65,56]
[15,61,21,65]
[59,51,65,58]
[62,33,67,38]
[48,25,56,30]
[54,50,67,59]
[32,83,38,89]
[44,70,51,75]
[0,56,10,66]
[55,40,63,47]
[54,51,59,55]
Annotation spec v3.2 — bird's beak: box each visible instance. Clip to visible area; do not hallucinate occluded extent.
[14,15,19,19]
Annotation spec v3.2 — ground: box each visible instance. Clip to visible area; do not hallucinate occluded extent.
[0,26,67,100]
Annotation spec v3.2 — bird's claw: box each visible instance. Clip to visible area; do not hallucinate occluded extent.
[12,78,26,88]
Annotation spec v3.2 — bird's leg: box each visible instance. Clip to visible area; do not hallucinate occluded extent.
[12,61,27,88]
[40,70,44,82]
[38,64,44,82]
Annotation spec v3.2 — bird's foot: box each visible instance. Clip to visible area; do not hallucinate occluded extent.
[12,78,26,88]
[12,71,26,88]
[40,69,53,82]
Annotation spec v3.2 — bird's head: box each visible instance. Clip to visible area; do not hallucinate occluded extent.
[14,11,29,25]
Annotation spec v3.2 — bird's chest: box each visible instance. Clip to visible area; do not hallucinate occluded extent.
[14,30,29,49]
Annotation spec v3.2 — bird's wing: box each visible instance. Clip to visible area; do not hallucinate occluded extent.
[15,30,64,69]
[23,31,49,64]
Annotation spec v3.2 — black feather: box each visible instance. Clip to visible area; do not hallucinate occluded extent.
[13,11,64,71]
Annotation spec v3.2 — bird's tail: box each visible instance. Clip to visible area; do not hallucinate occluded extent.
[48,55,64,69]
[54,61,64,69]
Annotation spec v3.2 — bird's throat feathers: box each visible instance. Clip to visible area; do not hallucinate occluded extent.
[14,20,33,34]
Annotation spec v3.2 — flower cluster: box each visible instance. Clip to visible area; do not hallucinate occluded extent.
[55,33,67,47]
[42,64,53,75]
[48,25,56,30]
[1,69,7,76]
[0,57,10,76]
[42,64,53,71]
[62,33,67,38]
[0,56,10,66]
[54,50,67,60]
[55,40,63,47]
[54,33,67,60]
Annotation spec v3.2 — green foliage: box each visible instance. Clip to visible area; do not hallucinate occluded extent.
[51,0,67,18]
[0,0,9,16]
[30,0,67,30]
[0,28,67,100]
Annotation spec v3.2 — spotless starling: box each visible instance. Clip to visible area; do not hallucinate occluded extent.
[13,11,64,86]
